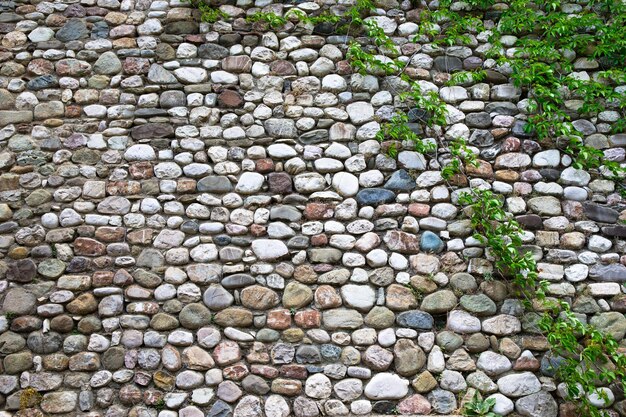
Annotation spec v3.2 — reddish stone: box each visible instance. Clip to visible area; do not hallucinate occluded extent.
[122,57,150,75]
[251,364,279,379]
[134,371,152,386]
[119,384,142,405]
[176,178,197,193]
[27,58,54,75]
[312,264,334,273]
[336,60,353,75]
[408,203,430,217]
[185,34,204,43]
[294,310,321,328]
[270,60,296,76]
[304,203,334,220]
[256,158,274,173]
[223,363,249,381]
[113,269,133,286]
[74,237,106,256]
[563,201,584,220]
[143,389,164,405]
[268,172,292,193]
[250,224,267,237]
[218,90,243,108]
[267,309,291,330]
[95,226,126,242]
[106,181,141,195]
[100,89,121,105]
[383,230,420,254]
[310,234,327,246]
[213,341,242,366]
[66,105,81,118]
[127,229,153,245]
[92,271,114,287]
[502,136,521,151]
[279,364,308,379]
[129,162,153,179]
[398,394,431,415]
[56,59,91,76]
[314,285,342,309]
[222,56,252,73]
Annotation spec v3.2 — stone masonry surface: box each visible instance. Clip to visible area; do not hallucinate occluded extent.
[0,0,626,417]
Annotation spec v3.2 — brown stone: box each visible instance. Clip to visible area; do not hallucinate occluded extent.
[385,283,418,311]
[214,308,253,327]
[218,90,243,108]
[408,203,430,217]
[240,285,280,310]
[267,309,291,330]
[222,55,252,73]
[268,172,292,193]
[255,158,274,173]
[304,203,333,220]
[95,226,126,242]
[129,162,154,179]
[123,57,150,74]
[314,285,342,309]
[251,364,279,379]
[384,230,420,254]
[310,234,328,246]
[270,60,296,75]
[466,160,493,178]
[73,237,106,256]
[294,310,321,328]
[270,378,302,396]
[66,293,98,314]
[127,229,154,245]
[279,364,307,379]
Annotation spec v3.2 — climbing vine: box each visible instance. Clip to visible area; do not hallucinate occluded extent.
[186,0,626,416]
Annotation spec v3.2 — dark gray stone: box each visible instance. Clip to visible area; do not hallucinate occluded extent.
[433,56,463,72]
[396,311,434,330]
[197,176,233,193]
[583,202,619,223]
[56,18,88,42]
[356,188,396,206]
[384,169,415,191]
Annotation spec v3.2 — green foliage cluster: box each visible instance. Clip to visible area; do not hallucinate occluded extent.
[448,146,626,417]
[185,1,626,416]
[462,393,500,417]
[181,0,226,23]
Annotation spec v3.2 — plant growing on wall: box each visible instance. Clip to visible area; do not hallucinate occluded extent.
[185,0,626,415]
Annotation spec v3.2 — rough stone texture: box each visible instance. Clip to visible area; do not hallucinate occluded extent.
[0,1,624,416]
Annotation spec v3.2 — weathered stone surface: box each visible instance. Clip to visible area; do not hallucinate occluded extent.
[0,3,621,415]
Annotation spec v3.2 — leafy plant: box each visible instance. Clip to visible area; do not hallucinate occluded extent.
[246,12,288,28]
[462,392,501,417]
[376,113,436,155]
[182,0,226,23]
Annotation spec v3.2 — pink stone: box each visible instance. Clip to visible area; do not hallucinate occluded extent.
[398,394,431,415]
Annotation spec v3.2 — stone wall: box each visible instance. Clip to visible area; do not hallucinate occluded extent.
[1,0,626,417]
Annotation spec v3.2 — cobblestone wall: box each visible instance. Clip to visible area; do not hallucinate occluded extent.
[1,0,626,417]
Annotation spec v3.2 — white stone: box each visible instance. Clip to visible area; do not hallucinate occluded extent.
[364,373,409,399]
